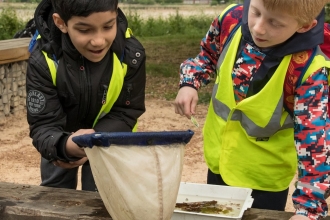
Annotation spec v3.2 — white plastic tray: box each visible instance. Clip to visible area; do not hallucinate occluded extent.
[172,182,254,220]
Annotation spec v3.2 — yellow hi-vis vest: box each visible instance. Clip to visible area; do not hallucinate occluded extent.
[40,29,137,130]
[203,26,330,191]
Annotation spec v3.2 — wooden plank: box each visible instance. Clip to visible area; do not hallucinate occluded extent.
[0,38,31,65]
[0,182,112,219]
[242,208,330,219]
[0,38,32,50]
[1,182,330,219]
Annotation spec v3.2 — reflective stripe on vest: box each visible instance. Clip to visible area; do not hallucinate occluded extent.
[203,26,330,191]
[40,28,136,130]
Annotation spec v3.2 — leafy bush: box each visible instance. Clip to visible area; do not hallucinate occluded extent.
[326,4,330,23]
[137,0,156,5]
[0,8,25,40]
[126,11,213,37]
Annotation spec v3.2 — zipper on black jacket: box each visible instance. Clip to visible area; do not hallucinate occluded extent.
[78,57,91,126]
[125,83,133,105]
[102,85,108,105]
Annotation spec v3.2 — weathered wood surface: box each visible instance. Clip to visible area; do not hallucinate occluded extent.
[0,38,31,64]
[0,182,111,220]
[242,208,329,220]
[1,181,330,220]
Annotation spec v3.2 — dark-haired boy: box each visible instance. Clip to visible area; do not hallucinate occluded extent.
[27,0,146,191]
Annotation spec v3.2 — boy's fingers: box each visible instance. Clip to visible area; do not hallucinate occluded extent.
[53,157,88,169]
[190,97,198,115]
[183,102,192,118]
[69,157,88,165]
[174,100,186,116]
[174,103,182,115]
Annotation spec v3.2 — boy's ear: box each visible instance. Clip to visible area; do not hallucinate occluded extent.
[52,13,68,33]
[296,19,318,34]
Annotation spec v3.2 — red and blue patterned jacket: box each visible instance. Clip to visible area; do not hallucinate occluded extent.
[179,2,330,219]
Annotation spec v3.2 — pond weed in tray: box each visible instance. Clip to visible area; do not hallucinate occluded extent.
[172,182,254,220]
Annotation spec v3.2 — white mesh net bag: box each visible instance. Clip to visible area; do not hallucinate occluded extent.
[72,130,194,220]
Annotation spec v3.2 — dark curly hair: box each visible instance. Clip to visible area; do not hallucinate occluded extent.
[51,0,118,24]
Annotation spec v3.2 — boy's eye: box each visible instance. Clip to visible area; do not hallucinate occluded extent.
[250,9,260,16]
[270,20,282,27]
[104,26,113,30]
[78,29,90,33]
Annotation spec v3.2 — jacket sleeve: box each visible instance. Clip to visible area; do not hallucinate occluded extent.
[26,49,70,161]
[293,67,330,219]
[179,16,221,90]
[93,36,146,132]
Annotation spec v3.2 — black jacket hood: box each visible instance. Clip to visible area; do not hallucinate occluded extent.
[242,0,325,57]
[34,0,127,60]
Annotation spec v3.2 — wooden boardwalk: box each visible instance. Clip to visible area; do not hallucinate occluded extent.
[1,182,329,220]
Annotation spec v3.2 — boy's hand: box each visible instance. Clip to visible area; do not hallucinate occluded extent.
[53,157,88,169]
[66,129,95,158]
[174,87,198,119]
[289,215,310,220]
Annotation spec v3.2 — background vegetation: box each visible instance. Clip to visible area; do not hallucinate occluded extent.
[127,12,214,102]
[1,1,330,102]
[0,0,242,4]
[0,3,219,102]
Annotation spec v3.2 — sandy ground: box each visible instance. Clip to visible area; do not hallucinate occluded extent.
[0,99,302,213]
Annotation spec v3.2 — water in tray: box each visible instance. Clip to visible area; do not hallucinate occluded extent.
[175,194,244,217]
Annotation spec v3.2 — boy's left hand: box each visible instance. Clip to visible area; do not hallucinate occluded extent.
[289,215,310,220]
[53,157,88,169]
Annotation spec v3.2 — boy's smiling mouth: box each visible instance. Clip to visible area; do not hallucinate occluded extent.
[90,49,104,54]
[252,34,267,42]
[255,37,266,42]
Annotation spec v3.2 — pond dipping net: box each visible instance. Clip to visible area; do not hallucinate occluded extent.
[72,130,194,220]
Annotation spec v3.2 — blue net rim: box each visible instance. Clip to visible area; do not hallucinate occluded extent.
[72,130,195,148]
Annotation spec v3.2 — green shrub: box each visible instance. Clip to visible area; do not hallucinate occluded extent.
[127,11,213,37]
[0,8,25,40]
[210,0,218,6]
[326,4,330,23]
[137,0,156,5]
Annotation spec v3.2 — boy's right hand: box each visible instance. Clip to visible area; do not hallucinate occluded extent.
[66,129,96,158]
[174,87,198,119]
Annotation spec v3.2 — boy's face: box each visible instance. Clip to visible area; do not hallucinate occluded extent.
[248,0,308,49]
[55,11,117,62]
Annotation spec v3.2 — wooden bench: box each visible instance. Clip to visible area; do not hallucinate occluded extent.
[1,182,329,220]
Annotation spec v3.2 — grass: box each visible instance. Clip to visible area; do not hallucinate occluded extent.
[138,34,214,104]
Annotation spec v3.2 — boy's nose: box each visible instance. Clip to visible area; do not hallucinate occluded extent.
[90,35,105,47]
[253,19,266,35]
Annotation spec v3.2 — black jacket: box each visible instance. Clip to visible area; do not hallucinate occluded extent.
[26,0,146,161]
